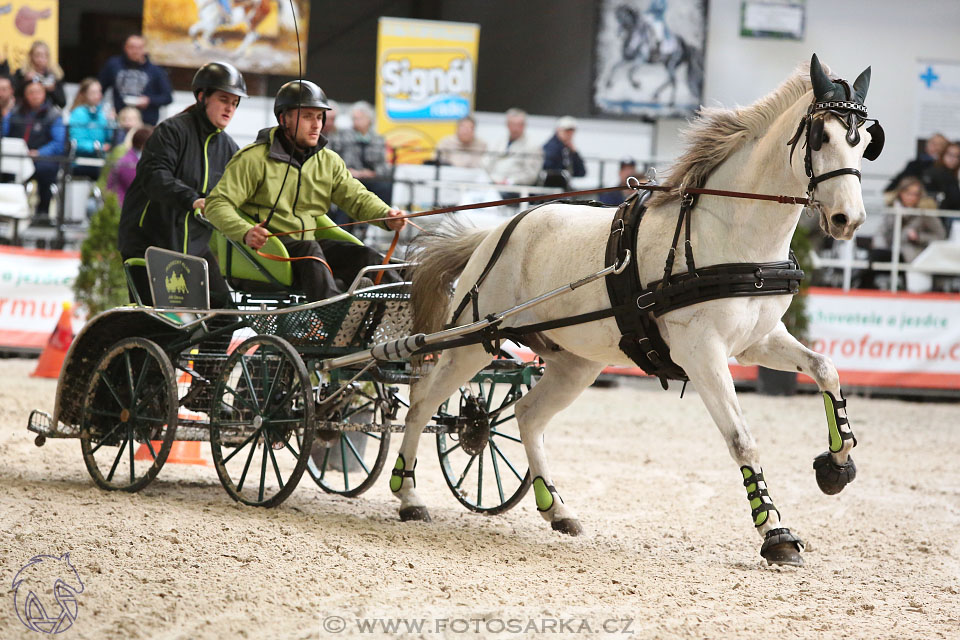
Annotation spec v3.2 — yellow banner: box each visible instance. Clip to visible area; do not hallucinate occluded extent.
[0,1,59,74]
[375,17,480,164]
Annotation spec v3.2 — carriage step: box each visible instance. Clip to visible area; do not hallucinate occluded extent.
[27,409,80,439]
[314,420,452,434]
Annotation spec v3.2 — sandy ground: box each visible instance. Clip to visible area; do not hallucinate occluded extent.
[2,357,959,639]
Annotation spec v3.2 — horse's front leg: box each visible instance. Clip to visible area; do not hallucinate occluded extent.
[673,339,804,566]
[736,323,857,496]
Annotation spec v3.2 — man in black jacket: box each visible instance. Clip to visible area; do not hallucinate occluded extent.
[117,61,246,306]
[99,35,173,126]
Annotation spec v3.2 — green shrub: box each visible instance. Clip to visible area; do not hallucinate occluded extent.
[73,192,128,316]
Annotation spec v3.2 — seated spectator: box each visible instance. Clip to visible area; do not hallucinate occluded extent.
[99,35,173,126]
[335,101,392,207]
[12,41,65,109]
[69,78,114,180]
[485,108,543,187]
[113,106,144,148]
[923,142,960,230]
[435,115,487,168]
[541,115,586,189]
[1,80,65,222]
[879,177,945,262]
[107,125,153,205]
[597,157,640,206]
[321,99,339,140]
[0,75,14,120]
[885,133,948,192]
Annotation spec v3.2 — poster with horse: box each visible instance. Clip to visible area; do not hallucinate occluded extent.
[142,0,309,75]
[593,0,706,118]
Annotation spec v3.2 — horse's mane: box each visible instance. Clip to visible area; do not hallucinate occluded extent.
[649,64,820,207]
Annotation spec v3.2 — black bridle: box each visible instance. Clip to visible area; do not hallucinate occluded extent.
[787,94,885,206]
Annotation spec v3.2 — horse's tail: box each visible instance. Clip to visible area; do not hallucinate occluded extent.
[409,220,492,335]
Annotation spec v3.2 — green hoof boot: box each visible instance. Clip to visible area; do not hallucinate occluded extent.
[760,527,804,566]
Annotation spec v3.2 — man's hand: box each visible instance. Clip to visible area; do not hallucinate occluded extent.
[136,96,150,109]
[385,208,407,232]
[192,198,206,211]
[244,223,269,250]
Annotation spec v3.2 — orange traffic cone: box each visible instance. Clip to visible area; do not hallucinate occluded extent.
[31,302,75,378]
[135,440,209,466]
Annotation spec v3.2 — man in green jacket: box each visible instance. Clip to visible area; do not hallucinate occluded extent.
[205,80,406,300]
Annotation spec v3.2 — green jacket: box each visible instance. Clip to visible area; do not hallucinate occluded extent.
[205,127,390,246]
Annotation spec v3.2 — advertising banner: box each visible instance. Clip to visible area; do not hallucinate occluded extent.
[915,59,960,142]
[0,0,58,74]
[375,17,480,164]
[142,0,309,75]
[0,247,79,351]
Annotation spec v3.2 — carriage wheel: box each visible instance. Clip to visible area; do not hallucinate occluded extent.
[435,363,534,515]
[80,338,178,492]
[304,380,392,498]
[209,335,315,507]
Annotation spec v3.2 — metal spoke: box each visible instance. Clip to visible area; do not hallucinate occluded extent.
[490,440,524,482]
[134,382,167,414]
[262,353,285,415]
[283,440,301,459]
[221,383,257,412]
[342,401,374,419]
[133,356,151,400]
[263,378,302,421]
[223,426,262,464]
[343,434,371,475]
[239,357,261,413]
[144,439,158,461]
[319,445,331,481]
[489,444,505,505]
[455,454,478,490]
[483,381,496,412]
[128,424,135,483]
[267,432,284,491]
[490,429,522,443]
[123,351,137,404]
[106,435,128,482]
[236,430,261,492]
[259,429,270,502]
[87,408,123,420]
[89,422,123,454]
[440,440,462,458]
[340,436,350,490]
[359,430,382,442]
[476,445,484,505]
[99,373,127,411]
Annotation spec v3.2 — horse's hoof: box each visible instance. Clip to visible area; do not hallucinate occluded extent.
[399,506,431,522]
[760,527,804,567]
[813,451,857,495]
[551,518,583,536]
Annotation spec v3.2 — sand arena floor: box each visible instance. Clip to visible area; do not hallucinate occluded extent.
[2,358,959,639]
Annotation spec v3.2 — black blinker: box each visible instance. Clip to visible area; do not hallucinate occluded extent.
[809,115,825,151]
[864,121,885,161]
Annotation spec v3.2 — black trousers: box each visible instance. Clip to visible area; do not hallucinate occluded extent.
[280,238,399,301]
[123,247,230,307]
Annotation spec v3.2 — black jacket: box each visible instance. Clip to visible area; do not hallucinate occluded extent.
[118,105,239,259]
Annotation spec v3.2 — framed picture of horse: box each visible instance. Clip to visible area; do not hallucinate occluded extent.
[592,0,707,118]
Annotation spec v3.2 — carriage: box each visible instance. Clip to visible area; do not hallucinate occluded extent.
[26,234,547,515]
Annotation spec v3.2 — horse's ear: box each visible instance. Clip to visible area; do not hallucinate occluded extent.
[810,53,834,101]
[853,66,871,104]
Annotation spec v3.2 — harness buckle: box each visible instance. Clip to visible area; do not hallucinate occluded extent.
[755,267,764,289]
[636,292,655,311]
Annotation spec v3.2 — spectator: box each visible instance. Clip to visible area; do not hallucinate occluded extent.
[107,125,153,205]
[99,35,173,126]
[1,80,65,222]
[435,115,487,168]
[879,177,945,262]
[68,78,113,180]
[597,157,640,206]
[321,99,339,139]
[117,61,246,306]
[113,106,144,148]
[885,133,948,192]
[336,101,392,202]
[0,76,15,120]
[541,115,586,189]
[923,141,960,215]
[484,108,543,187]
[12,41,66,109]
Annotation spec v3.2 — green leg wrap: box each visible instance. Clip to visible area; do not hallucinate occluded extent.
[390,454,415,492]
[741,466,779,528]
[533,477,561,512]
[823,390,857,453]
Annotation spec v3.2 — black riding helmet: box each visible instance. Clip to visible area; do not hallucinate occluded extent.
[273,80,331,121]
[192,61,248,100]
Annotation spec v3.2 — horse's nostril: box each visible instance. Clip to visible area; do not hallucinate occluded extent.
[830,213,848,227]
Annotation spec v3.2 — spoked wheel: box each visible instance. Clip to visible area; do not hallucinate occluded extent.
[80,337,178,492]
[209,335,315,507]
[436,360,535,515]
[305,380,393,497]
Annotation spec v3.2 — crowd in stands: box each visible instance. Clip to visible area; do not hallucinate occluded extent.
[1,35,167,223]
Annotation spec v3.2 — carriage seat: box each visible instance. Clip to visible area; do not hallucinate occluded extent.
[209,210,295,293]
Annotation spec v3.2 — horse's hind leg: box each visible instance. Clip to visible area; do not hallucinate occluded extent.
[515,351,605,536]
[392,344,492,522]
[736,324,857,495]
[673,340,804,566]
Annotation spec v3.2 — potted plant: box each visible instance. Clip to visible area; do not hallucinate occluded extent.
[756,224,813,395]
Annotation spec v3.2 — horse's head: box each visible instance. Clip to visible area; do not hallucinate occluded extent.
[614,4,638,29]
[789,54,884,241]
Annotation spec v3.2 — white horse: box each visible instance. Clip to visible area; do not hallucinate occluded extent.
[393,55,880,566]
